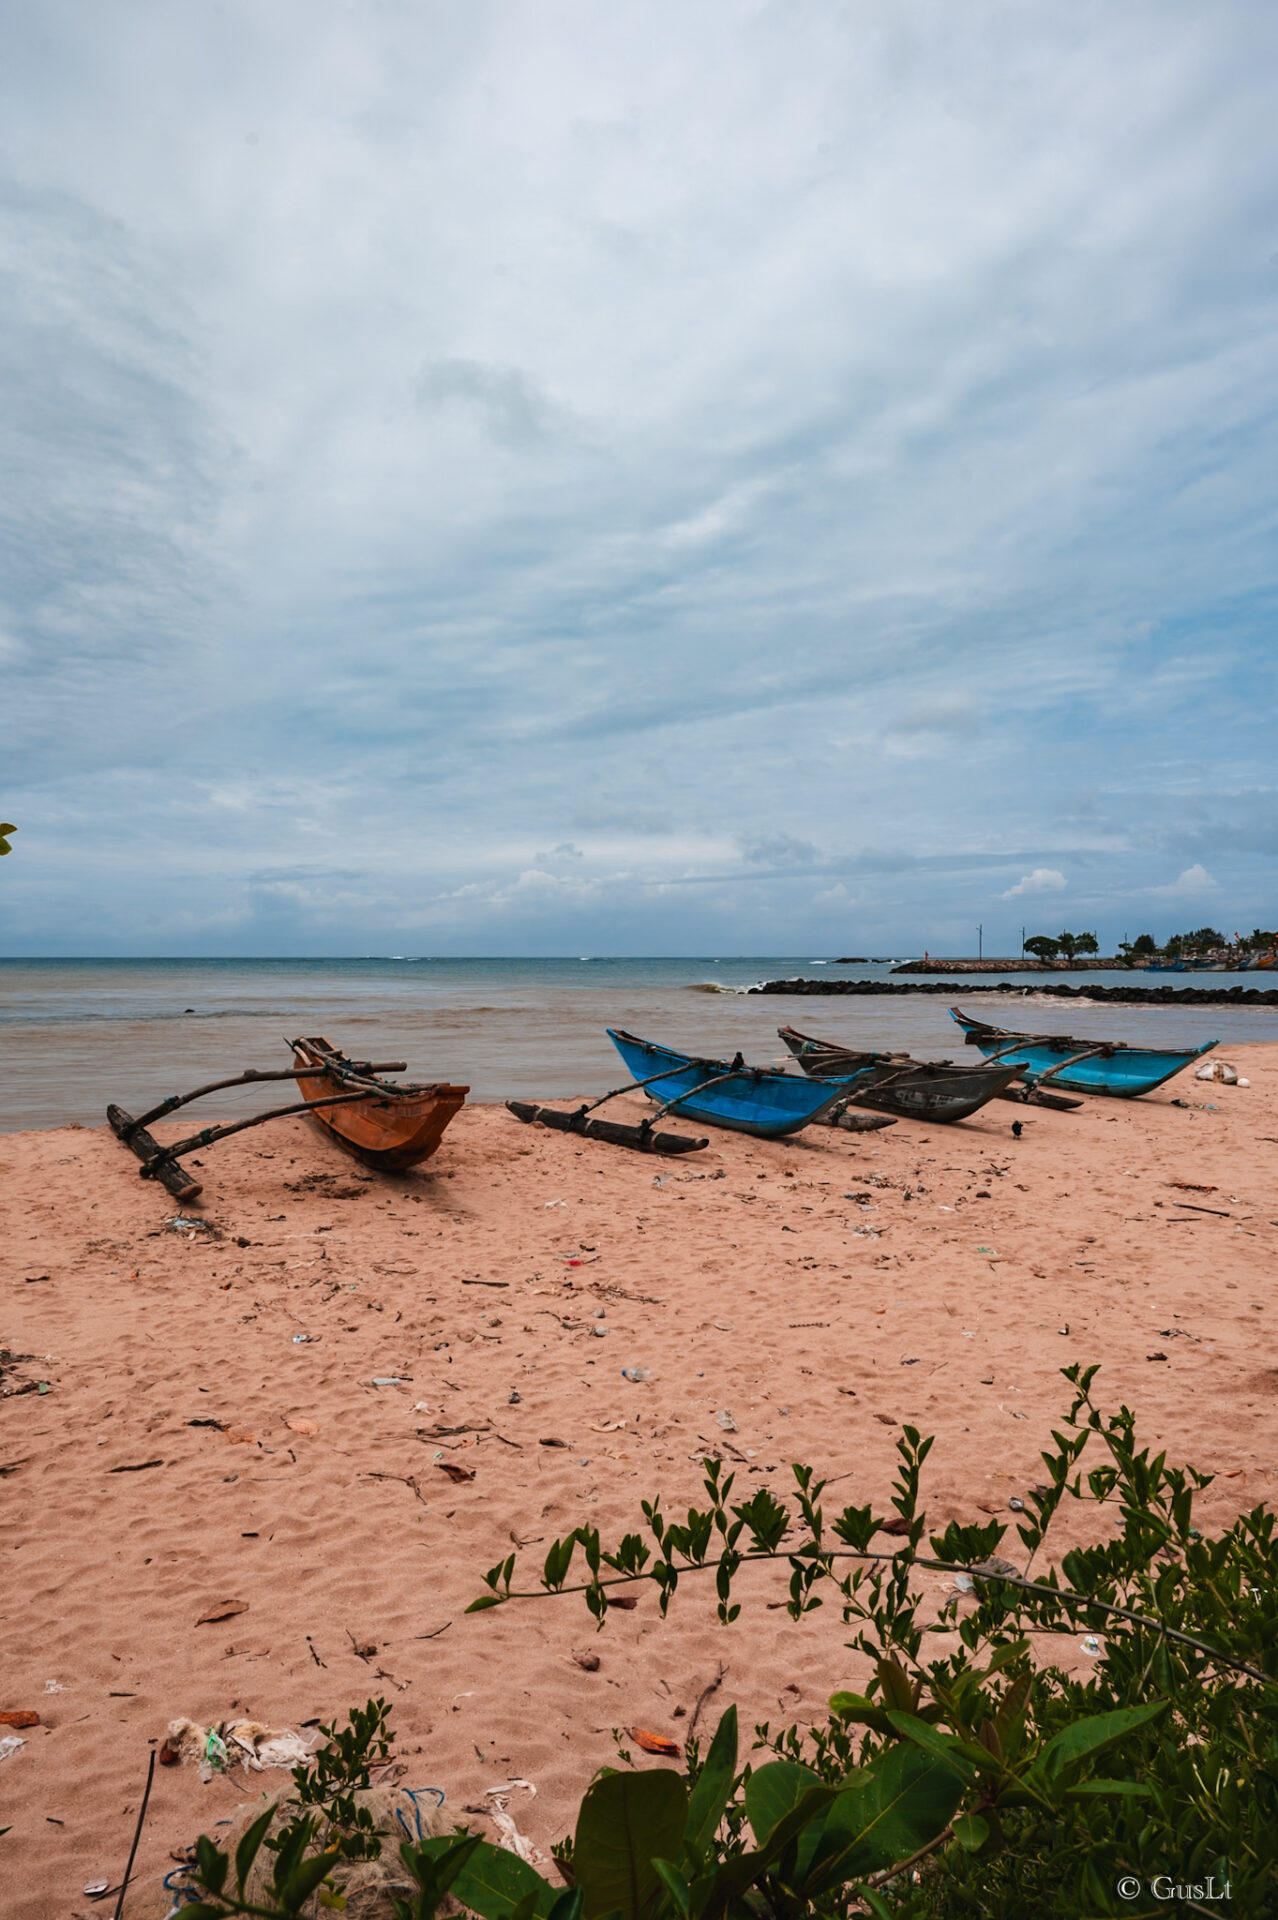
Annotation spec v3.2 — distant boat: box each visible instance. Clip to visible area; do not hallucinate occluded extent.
[950,1009,1217,1098]
[606,1028,853,1137]
[290,1037,467,1169]
[777,1025,1043,1121]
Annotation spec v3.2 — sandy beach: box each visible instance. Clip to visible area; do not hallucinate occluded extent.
[2,1055,1276,1918]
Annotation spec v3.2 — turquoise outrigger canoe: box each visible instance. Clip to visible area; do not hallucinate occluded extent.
[607,1028,858,1137]
[950,1008,1218,1098]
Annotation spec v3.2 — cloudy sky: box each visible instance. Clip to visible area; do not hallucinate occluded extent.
[2,0,1276,955]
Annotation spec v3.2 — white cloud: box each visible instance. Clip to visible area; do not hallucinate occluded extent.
[1142,864,1218,896]
[0,4,1275,952]
[1003,868,1067,898]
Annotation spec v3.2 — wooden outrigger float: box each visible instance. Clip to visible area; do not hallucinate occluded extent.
[507,1049,714,1155]
[108,1039,468,1200]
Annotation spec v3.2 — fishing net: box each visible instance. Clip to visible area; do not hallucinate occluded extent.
[137,1783,457,1919]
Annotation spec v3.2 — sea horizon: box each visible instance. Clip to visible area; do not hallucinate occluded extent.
[2,953,1275,1133]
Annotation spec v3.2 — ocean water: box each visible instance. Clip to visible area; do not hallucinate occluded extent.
[1,956,1274,1132]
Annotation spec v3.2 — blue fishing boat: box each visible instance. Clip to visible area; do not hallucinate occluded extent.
[950,1008,1217,1098]
[606,1028,858,1136]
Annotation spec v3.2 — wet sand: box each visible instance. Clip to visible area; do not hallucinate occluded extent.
[2,1051,1276,1916]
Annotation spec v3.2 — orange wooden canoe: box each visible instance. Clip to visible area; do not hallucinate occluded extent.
[289,1036,468,1171]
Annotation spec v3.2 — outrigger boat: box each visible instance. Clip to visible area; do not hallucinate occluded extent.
[950,1008,1218,1097]
[108,1039,467,1200]
[507,1027,859,1152]
[289,1038,468,1171]
[606,1029,855,1137]
[776,1025,1057,1120]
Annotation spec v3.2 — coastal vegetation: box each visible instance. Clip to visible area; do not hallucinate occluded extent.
[1021,932,1098,963]
[175,1368,1274,1918]
[1013,925,1278,965]
[1114,928,1277,965]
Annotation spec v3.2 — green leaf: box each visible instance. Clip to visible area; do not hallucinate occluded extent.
[650,1858,691,1915]
[415,1836,558,1920]
[799,1745,967,1896]
[279,1847,343,1912]
[544,1534,578,1590]
[951,1812,989,1852]
[194,1834,229,1896]
[884,1712,988,1784]
[982,1639,1031,1676]
[828,1691,894,1736]
[743,1759,824,1845]
[684,1705,738,1856]
[699,1786,840,1920]
[236,1806,276,1893]
[573,1770,689,1920]
[1028,1702,1166,1787]
[452,1842,559,1920]
[875,1656,917,1714]
[269,1816,316,1892]
[466,1593,505,1613]
[729,1486,789,1553]
[0,824,14,855]
[993,1671,1033,1754]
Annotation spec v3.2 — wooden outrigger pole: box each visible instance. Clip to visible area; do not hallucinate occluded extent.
[108,1059,407,1202]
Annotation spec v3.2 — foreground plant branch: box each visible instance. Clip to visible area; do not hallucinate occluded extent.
[469,1364,1275,1696]
[177,1369,1275,1919]
[472,1549,1271,1688]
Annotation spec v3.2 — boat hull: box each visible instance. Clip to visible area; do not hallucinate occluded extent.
[291,1037,468,1170]
[949,1010,1217,1097]
[778,1027,1027,1122]
[607,1029,852,1137]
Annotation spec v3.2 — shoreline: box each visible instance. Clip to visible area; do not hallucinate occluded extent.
[2,1065,1276,1912]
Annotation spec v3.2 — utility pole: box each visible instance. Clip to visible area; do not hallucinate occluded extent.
[977,923,983,961]
[1021,925,1025,956]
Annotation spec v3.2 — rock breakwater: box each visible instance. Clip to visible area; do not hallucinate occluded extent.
[749,978,1278,1008]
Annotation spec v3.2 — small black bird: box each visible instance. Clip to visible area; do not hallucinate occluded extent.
[1011,1120,1024,1138]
